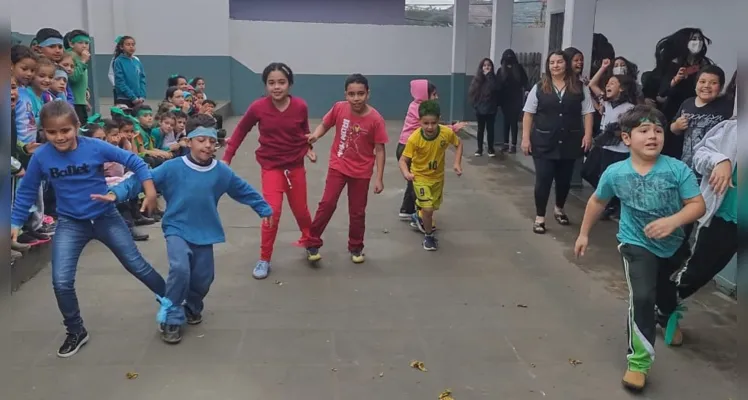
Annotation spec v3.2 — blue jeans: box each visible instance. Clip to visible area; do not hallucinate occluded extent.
[164,235,215,326]
[52,208,166,333]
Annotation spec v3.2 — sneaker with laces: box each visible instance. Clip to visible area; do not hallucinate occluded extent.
[350,250,365,264]
[160,324,182,344]
[253,260,271,279]
[423,234,438,251]
[306,247,322,262]
[57,330,90,358]
[410,213,426,233]
[185,308,203,325]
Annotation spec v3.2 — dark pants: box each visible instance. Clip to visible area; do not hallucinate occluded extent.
[214,114,224,130]
[619,243,682,373]
[475,113,496,152]
[163,235,215,326]
[532,158,576,217]
[600,149,629,210]
[501,107,520,146]
[677,216,737,299]
[52,209,166,333]
[396,143,416,215]
[74,104,88,125]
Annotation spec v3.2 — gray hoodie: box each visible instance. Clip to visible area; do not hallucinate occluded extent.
[691,118,737,229]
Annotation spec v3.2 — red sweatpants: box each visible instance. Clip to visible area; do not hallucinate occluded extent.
[308,168,370,252]
[260,167,312,261]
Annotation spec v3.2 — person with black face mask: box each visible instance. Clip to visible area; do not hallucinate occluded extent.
[653,28,714,159]
[496,49,529,153]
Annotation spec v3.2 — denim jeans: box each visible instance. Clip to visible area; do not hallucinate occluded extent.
[52,208,166,333]
[164,235,216,326]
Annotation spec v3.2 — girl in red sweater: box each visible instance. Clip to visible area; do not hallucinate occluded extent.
[222,63,315,279]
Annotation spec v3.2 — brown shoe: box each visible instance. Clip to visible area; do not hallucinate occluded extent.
[667,325,683,347]
[621,369,646,391]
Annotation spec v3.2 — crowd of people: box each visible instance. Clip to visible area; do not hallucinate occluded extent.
[7,24,737,395]
[466,27,737,392]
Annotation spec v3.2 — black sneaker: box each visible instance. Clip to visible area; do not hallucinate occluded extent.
[27,230,51,242]
[423,234,438,251]
[130,227,149,241]
[160,324,182,344]
[487,149,496,158]
[57,330,90,358]
[38,223,56,236]
[185,308,203,325]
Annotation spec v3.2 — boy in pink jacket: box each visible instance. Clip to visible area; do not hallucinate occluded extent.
[396,79,466,222]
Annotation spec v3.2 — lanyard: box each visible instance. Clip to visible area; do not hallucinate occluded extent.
[552,84,566,101]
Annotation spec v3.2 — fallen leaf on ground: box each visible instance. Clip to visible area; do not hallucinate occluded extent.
[516,304,528,308]
[438,389,455,399]
[331,368,338,372]
[410,360,428,371]
[273,280,284,286]
[197,334,205,338]
[125,372,139,380]
[379,372,384,377]
[568,358,582,366]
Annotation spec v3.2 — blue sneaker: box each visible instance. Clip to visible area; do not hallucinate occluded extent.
[410,213,426,233]
[253,260,271,280]
[423,234,438,251]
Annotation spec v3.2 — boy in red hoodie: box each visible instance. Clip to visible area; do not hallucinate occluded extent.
[396,80,466,223]
[305,74,388,264]
[222,62,315,280]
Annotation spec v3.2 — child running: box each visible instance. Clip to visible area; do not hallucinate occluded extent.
[10,101,166,358]
[396,80,466,219]
[305,74,388,263]
[574,105,705,392]
[398,100,463,251]
[222,62,315,280]
[93,119,273,344]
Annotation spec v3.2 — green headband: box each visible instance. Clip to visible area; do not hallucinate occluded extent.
[70,35,90,44]
[639,117,663,126]
[87,113,105,127]
[136,109,153,117]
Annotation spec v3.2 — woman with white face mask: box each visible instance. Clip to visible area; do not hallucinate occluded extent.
[652,28,714,159]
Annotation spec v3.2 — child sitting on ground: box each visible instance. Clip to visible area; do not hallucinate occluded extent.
[93,119,273,345]
[574,105,705,392]
[398,100,463,251]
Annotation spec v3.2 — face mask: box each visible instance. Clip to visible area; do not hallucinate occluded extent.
[688,39,703,54]
[612,66,627,75]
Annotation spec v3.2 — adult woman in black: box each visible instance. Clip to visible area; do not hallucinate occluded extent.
[468,58,500,157]
[521,50,594,234]
[496,49,529,153]
[654,28,713,158]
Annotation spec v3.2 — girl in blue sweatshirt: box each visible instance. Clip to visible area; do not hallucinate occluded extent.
[112,35,146,108]
[10,101,166,358]
[93,120,273,344]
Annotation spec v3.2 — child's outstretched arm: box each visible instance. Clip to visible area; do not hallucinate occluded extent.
[222,104,259,165]
[225,170,274,219]
[95,164,167,207]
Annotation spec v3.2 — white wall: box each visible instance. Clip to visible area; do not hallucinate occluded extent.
[594,0,738,77]
[11,0,229,56]
[229,21,543,75]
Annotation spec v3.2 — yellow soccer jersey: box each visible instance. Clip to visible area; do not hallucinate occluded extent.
[402,125,460,183]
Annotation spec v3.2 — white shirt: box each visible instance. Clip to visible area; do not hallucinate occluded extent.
[522,83,595,115]
[600,101,635,153]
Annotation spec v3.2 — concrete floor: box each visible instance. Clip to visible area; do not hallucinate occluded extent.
[2,117,736,399]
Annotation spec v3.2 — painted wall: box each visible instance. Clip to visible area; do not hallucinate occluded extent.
[229,0,406,25]
[11,0,545,119]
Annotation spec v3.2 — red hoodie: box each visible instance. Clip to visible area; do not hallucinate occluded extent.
[223,96,310,170]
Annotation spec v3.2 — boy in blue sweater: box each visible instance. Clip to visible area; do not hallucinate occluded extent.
[10,101,166,358]
[93,121,273,344]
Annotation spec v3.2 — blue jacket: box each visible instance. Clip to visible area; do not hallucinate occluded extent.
[111,156,272,245]
[113,55,146,101]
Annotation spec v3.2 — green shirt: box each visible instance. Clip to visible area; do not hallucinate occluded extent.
[715,165,737,223]
[67,51,89,105]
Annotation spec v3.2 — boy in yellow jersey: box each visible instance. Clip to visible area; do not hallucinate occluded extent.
[399,100,463,250]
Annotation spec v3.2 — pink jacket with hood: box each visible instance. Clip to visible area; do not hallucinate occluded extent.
[398,79,459,144]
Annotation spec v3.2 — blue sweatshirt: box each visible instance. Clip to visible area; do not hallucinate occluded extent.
[111,156,272,245]
[113,55,146,101]
[11,136,152,228]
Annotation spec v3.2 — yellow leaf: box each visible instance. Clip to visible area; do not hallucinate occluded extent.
[410,360,428,372]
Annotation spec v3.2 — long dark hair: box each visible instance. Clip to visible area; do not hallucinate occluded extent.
[499,49,522,81]
[654,28,713,73]
[468,58,496,105]
[608,75,639,105]
[541,51,581,94]
[113,35,134,59]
